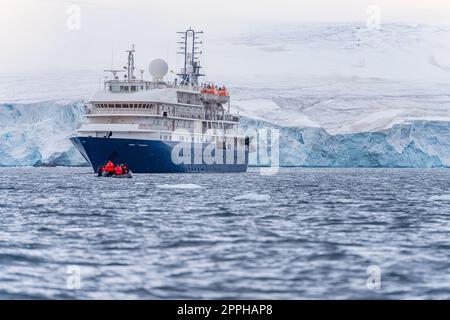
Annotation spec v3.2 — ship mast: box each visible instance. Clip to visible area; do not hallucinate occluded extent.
[177,28,204,85]
[125,44,136,81]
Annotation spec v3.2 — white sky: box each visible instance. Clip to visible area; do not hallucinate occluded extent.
[0,0,449,74]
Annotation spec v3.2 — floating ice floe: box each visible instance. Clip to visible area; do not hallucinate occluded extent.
[156,184,203,190]
[428,195,450,202]
[32,197,59,205]
[233,193,271,201]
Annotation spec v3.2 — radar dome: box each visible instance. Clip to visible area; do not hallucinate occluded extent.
[149,59,168,80]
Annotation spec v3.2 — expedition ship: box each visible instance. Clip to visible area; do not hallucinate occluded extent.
[70,29,249,173]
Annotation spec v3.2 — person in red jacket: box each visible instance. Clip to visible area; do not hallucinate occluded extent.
[106,161,114,171]
[115,165,122,176]
[101,161,112,176]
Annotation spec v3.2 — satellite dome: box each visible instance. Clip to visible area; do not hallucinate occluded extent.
[149,59,169,80]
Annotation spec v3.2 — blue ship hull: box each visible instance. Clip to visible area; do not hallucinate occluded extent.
[70,137,248,173]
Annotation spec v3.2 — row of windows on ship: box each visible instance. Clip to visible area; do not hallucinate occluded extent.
[156,134,245,146]
[133,118,237,130]
[109,84,145,92]
[94,103,204,119]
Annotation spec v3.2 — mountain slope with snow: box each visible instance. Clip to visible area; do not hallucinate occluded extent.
[231,81,450,135]
[224,23,450,135]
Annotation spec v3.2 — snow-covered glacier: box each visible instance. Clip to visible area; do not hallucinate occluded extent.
[1,100,450,168]
[1,23,450,167]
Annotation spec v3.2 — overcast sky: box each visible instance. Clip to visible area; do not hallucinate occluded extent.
[1,0,449,74]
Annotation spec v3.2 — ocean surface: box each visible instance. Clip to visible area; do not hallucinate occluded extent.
[1,167,450,299]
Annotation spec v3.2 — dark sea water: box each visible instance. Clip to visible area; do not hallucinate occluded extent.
[1,167,450,299]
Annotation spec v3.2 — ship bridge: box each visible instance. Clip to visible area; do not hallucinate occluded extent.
[105,79,152,93]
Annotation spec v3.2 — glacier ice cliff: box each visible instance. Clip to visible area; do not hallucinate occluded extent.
[0,101,87,167]
[1,101,450,168]
[240,118,450,168]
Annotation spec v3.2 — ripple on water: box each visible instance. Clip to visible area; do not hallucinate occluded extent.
[156,183,203,190]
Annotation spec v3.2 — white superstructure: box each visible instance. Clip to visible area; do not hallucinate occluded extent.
[71,29,249,173]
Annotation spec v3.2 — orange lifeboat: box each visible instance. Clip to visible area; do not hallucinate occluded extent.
[217,86,230,103]
[217,86,229,97]
[201,87,218,95]
[200,85,230,103]
[200,85,219,103]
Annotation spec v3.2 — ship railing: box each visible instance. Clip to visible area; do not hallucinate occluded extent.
[91,108,205,120]
[93,108,159,115]
[138,124,172,131]
[91,107,239,122]
[210,115,240,122]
